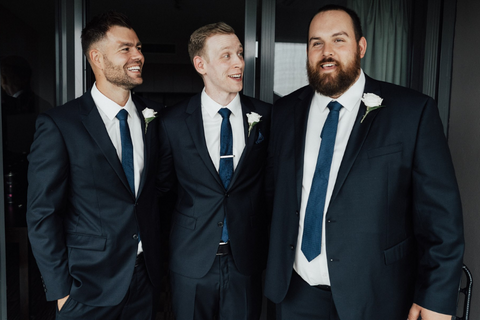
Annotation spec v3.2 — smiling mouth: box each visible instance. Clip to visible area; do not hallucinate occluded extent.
[127,66,141,72]
[321,62,336,69]
[229,74,242,79]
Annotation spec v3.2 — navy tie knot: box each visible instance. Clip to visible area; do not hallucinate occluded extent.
[328,100,342,112]
[116,109,128,121]
[218,108,231,119]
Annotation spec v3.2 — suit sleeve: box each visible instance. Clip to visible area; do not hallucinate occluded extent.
[264,103,277,226]
[26,113,72,301]
[157,111,177,219]
[412,98,464,314]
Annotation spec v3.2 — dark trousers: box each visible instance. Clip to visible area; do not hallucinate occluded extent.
[170,254,262,320]
[276,271,340,320]
[56,254,157,320]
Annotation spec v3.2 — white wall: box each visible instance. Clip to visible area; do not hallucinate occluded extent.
[449,0,480,317]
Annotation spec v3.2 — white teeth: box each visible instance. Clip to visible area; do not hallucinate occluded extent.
[128,66,141,71]
[229,74,241,79]
[323,63,335,68]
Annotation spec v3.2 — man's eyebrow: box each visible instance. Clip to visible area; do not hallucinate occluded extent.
[117,41,142,47]
[332,31,349,38]
[309,31,350,43]
[219,44,244,51]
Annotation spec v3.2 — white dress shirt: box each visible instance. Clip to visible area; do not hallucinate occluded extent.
[201,88,245,171]
[91,83,145,253]
[294,70,366,286]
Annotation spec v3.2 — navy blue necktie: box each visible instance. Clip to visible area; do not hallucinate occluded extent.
[218,108,233,242]
[301,101,342,262]
[116,109,135,195]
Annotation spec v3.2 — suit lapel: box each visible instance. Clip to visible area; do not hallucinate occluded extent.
[330,76,382,203]
[294,87,315,208]
[133,95,148,198]
[80,92,132,196]
[228,95,255,189]
[185,93,224,187]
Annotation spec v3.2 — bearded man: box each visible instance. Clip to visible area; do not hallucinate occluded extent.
[264,4,464,320]
[27,11,163,319]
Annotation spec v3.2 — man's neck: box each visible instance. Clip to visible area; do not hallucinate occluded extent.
[96,81,131,106]
[204,88,238,107]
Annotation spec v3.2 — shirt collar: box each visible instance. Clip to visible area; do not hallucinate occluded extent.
[201,88,242,118]
[91,82,135,120]
[313,69,366,112]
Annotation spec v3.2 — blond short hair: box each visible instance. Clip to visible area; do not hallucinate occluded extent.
[188,22,235,64]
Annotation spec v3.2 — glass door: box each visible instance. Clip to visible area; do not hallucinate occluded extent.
[0,0,57,319]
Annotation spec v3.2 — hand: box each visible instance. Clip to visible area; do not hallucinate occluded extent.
[57,295,69,311]
[408,303,452,320]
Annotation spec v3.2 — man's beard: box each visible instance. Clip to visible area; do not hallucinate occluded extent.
[307,48,361,98]
[103,55,142,90]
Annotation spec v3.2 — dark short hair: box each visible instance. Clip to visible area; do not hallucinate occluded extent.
[188,22,235,65]
[310,4,363,42]
[81,11,134,59]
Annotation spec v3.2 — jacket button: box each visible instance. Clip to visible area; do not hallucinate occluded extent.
[295,211,299,215]
[133,234,138,240]
[224,193,229,197]
[290,245,294,250]
[217,221,224,227]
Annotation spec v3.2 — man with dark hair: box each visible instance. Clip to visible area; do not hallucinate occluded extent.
[265,4,464,320]
[27,11,163,319]
[158,22,271,319]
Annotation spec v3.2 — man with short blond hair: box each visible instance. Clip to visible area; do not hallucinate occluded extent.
[158,22,271,320]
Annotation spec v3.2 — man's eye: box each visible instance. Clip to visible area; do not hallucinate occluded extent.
[238,52,244,57]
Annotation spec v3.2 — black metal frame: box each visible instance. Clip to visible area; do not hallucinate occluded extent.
[455,264,473,320]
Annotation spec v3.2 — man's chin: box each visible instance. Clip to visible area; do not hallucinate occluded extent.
[319,73,337,84]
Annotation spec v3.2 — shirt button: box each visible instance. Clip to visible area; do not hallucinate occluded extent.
[217,221,224,227]
[133,234,138,240]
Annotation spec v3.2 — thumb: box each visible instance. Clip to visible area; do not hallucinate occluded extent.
[407,303,421,320]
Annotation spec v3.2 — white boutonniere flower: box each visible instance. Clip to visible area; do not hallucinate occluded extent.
[142,107,158,133]
[246,112,262,137]
[361,93,385,123]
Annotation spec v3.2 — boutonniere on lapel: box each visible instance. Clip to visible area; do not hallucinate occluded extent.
[360,93,385,123]
[142,107,158,133]
[246,112,262,137]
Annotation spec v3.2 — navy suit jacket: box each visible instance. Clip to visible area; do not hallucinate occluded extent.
[158,93,271,278]
[264,76,464,319]
[26,91,163,306]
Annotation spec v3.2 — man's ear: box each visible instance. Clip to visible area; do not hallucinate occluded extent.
[193,56,206,75]
[358,37,367,59]
[89,49,103,70]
